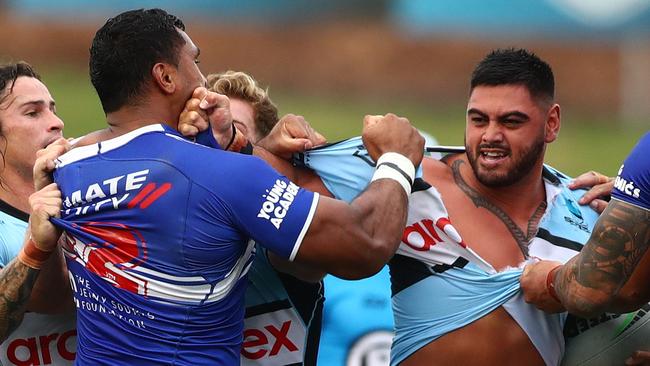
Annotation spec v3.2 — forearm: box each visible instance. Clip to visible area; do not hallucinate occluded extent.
[349,179,408,270]
[553,199,650,317]
[0,259,39,341]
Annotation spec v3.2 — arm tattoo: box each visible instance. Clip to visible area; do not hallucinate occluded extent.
[0,259,39,341]
[555,199,650,315]
[451,159,547,257]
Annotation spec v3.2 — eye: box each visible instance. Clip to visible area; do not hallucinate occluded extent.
[504,119,522,126]
[25,111,39,117]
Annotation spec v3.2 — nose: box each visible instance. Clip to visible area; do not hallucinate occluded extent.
[482,121,504,144]
[48,113,64,133]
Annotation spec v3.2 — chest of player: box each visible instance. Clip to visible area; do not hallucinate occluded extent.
[436,186,531,269]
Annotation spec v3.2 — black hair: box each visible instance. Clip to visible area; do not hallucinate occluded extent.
[470,48,555,105]
[89,8,186,113]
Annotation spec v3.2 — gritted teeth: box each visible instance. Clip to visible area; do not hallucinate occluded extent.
[480,151,507,158]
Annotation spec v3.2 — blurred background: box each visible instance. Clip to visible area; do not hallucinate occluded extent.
[1,0,648,176]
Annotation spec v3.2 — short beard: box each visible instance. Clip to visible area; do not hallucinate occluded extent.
[466,138,545,187]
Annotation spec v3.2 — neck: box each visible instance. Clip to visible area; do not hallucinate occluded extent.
[103,103,178,141]
[0,170,34,213]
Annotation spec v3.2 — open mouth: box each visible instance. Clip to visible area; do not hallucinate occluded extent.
[478,149,509,165]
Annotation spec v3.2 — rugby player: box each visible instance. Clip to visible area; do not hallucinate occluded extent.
[30,8,423,365]
[0,63,324,366]
[0,62,76,365]
[382,48,602,366]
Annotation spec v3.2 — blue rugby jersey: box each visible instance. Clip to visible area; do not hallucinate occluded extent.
[612,132,650,210]
[51,124,319,365]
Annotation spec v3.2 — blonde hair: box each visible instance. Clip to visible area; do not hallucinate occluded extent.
[207,71,278,139]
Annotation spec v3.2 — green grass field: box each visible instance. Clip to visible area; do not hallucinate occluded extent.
[43,67,646,178]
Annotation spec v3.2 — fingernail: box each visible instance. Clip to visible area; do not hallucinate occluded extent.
[199,97,208,109]
[589,201,598,209]
[578,198,586,204]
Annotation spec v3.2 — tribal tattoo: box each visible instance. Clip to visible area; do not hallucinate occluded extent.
[0,259,38,341]
[554,199,650,316]
[452,159,547,257]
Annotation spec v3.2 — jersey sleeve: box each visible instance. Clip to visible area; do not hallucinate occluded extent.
[219,154,319,261]
[611,132,650,210]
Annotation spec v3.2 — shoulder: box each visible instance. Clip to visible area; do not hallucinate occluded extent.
[422,155,454,184]
[612,132,650,209]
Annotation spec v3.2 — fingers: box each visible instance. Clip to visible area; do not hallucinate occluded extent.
[29,183,62,219]
[179,95,210,137]
[363,115,384,129]
[280,114,326,149]
[196,88,230,111]
[569,170,612,190]
[181,87,232,143]
[259,114,327,157]
[578,181,614,205]
[33,138,71,191]
[362,113,423,167]
[588,199,608,214]
[520,260,565,313]
[627,350,650,365]
[191,86,209,105]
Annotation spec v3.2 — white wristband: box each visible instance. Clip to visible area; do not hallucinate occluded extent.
[371,152,415,196]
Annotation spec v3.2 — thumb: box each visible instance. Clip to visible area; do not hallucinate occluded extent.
[313,131,327,146]
[192,87,209,103]
[200,91,229,110]
[286,138,312,153]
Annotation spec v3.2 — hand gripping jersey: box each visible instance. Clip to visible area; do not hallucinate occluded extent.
[0,200,77,366]
[295,138,600,366]
[611,132,650,210]
[51,124,318,365]
[243,246,324,365]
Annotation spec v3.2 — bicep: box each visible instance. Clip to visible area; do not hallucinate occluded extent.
[223,155,319,260]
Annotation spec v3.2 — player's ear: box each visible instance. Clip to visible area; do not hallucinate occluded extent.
[545,103,560,143]
[152,62,176,95]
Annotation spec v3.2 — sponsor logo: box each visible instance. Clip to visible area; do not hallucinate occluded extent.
[257,179,299,229]
[64,222,147,295]
[5,330,76,366]
[346,330,393,366]
[402,217,464,252]
[563,216,589,233]
[614,165,641,199]
[242,321,298,360]
[241,307,305,365]
[62,170,171,217]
